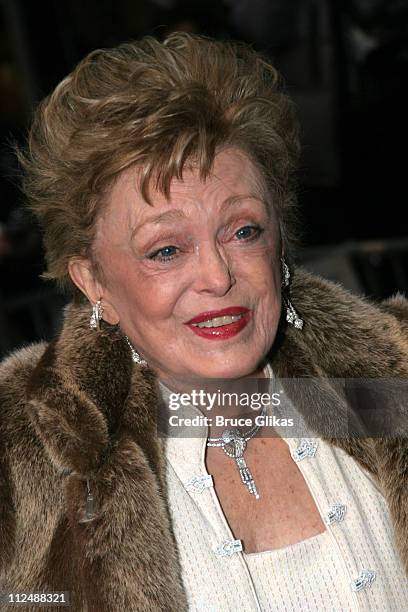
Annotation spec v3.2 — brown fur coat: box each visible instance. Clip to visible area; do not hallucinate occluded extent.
[0,268,408,611]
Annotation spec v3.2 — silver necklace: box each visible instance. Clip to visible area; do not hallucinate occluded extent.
[206,405,267,499]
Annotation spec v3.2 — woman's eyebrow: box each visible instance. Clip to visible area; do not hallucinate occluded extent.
[131,209,187,238]
[131,195,264,238]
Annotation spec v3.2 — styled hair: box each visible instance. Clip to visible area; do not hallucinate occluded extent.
[19,32,300,293]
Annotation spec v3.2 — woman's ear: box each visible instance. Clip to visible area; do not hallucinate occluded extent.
[68,257,120,325]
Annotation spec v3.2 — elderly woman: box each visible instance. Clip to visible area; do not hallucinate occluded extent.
[0,33,407,611]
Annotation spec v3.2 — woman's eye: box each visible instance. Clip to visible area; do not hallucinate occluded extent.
[148,245,178,262]
[146,227,262,262]
[235,225,263,241]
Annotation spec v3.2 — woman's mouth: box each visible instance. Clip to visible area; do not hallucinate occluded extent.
[184,307,251,340]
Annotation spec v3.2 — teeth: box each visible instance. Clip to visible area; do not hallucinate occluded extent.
[192,314,244,328]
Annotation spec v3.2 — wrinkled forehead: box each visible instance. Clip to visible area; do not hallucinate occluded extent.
[102,147,272,226]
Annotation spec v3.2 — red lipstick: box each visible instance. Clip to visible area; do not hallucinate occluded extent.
[184,307,251,340]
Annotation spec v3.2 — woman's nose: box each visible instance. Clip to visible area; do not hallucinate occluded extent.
[192,242,235,296]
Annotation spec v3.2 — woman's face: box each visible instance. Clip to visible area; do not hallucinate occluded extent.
[84,148,282,383]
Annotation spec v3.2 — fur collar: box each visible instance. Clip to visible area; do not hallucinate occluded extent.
[25,267,408,581]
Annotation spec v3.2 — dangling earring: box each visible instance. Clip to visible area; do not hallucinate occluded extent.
[282,258,291,288]
[281,257,304,330]
[90,300,103,330]
[125,336,147,366]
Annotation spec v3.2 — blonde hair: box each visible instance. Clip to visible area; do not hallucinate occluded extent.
[19,32,300,293]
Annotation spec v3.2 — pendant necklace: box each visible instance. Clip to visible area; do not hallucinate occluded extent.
[206,405,267,499]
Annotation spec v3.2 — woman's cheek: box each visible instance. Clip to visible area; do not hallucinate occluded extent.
[133,273,190,320]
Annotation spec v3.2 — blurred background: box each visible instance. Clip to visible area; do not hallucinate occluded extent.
[1,0,408,357]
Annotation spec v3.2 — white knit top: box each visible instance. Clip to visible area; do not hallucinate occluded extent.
[244,530,352,611]
[160,372,408,611]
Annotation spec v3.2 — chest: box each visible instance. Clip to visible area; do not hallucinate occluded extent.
[205,436,326,553]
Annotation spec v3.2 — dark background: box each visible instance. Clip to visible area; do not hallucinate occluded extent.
[1,0,408,357]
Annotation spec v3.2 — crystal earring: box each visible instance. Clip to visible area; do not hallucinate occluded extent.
[281,257,291,287]
[281,257,304,330]
[125,336,147,366]
[90,300,103,330]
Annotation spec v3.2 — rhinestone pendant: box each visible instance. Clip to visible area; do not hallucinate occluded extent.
[221,429,246,458]
[236,456,259,499]
[221,429,260,499]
